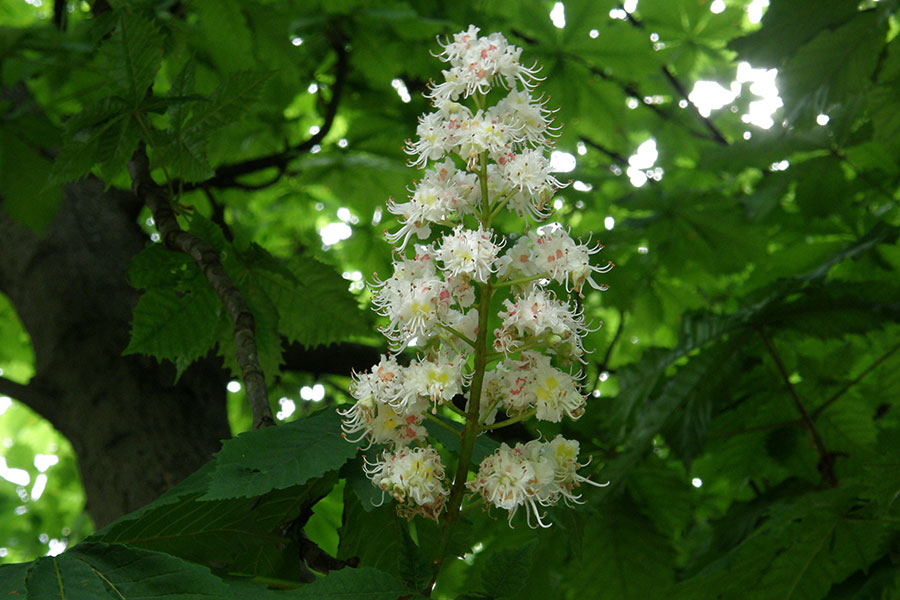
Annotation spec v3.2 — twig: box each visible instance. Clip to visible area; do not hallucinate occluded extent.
[811,339,900,420]
[579,136,630,169]
[659,66,729,146]
[757,327,837,487]
[618,5,729,146]
[128,143,275,429]
[183,32,349,191]
[203,187,233,242]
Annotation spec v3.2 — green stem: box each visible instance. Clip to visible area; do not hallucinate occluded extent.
[479,151,491,221]
[424,412,464,435]
[478,394,504,426]
[482,408,536,431]
[438,323,476,348]
[429,280,492,592]
[428,150,495,593]
[444,400,467,417]
[486,193,510,227]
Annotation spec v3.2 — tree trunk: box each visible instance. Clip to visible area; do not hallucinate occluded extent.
[0,180,231,528]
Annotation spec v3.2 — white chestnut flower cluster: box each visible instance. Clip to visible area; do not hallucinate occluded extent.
[467,436,605,528]
[339,26,611,526]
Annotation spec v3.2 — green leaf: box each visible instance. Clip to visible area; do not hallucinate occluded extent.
[604,340,741,488]
[123,285,220,363]
[570,500,676,600]
[0,126,63,232]
[480,539,538,599]
[128,243,198,290]
[184,71,273,138]
[249,254,370,348]
[283,566,411,599]
[202,410,358,500]
[338,487,402,575]
[675,488,893,600]
[779,11,885,122]
[728,0,859,66]
[97,11,164,105]
[398,523,431,593]
[194,0,255,72]
[0,562,29,596]
[869,38,900,154]
[94,472,337,581]
[21,542,270,599]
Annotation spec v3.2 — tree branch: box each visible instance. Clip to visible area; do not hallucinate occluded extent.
[811,339,900,420]
[617,5,730,146]
[183,32,349,192]
[757,327,838,487]
[128,143,275,429]
[53,0,68,30]
[0,376,55,416]
[579,136,630,169]
[282,341,380,377]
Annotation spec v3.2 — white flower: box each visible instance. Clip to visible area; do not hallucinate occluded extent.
[456,109,517,167]
[386,159,478,250]
[544,435,607,503]
[497,226,614,294]
[481,352,585,422]
[499,149,564,197]
[437,224,503,283]
[495,90,559,147]
[370,249,451,348]
[365,445,448,520]
[494,287,589,360]
[405,112,453,168]
[443,307,479,350]
[432,27,542,96]
[402,351,467,411]
[338,388,427,449]
[467,442,551,528]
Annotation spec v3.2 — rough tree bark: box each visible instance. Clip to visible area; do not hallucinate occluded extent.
[0,179,382,528]
[0,180,232,528]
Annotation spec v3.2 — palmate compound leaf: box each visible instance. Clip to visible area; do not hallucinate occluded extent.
[96,10,164,106]
[567,499,676,600]
[280,566,413,600]
[202,410,358,500]
[673,487,895,600]
[18,542,275,599]
[93,472,338,581]
[601,338,744,492]
[778,11,885,123]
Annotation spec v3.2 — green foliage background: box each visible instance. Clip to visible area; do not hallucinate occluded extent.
[2,0,900,598]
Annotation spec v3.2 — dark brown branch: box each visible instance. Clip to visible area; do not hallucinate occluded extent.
[659,66,729,146]
[282,341,380,377]
[594,311,626,393]
[183,33,349,191]
[757,327,838,487]
[0,376,55,415]
[579,136,629,169]
[203,188,233,242]
[128,143,275,429]
[617,4,729,146]
[811,340,900,420]
[508,28,723,144]
[53,0,68,30]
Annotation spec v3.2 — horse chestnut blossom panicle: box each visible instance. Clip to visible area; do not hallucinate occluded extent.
[338,26,612,528]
